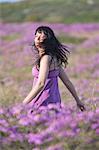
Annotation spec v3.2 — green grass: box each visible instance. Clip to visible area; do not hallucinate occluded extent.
[1,33,21,41]
[0,0,99,23]
[8,66,32,82]
[58,35,87,44]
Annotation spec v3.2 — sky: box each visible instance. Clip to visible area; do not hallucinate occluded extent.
[0,0,21,2]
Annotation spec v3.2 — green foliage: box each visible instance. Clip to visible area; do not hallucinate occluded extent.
[57,35,87,44]
[1,33,21,41]
[0,0,99,23]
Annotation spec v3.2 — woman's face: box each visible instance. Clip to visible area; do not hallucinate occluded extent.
[34,31,47,48]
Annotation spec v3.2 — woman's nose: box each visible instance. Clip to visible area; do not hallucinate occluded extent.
[37,36,40,40]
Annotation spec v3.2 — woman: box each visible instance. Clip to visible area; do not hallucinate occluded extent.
[23,26,85,111]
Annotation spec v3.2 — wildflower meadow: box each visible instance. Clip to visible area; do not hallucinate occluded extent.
[0,22,99,150]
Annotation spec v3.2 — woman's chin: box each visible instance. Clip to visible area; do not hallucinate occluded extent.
[36,43,43,48]
[35,44,40,48]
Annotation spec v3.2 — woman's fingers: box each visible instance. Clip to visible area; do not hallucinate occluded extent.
[77,102,86,111]
[80,105,85,111]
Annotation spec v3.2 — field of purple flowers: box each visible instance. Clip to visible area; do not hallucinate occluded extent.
[0,22,99,150]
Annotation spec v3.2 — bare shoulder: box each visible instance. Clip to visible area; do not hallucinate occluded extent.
[40,54,52,64]
[41,54,52,61]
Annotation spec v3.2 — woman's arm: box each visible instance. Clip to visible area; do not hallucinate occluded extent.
[59,66,85,111]
[23,55,52,105]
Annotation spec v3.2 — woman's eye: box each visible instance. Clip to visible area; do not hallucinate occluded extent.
[42,36,46,39]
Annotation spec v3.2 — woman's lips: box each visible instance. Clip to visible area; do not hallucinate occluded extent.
[36,41,44,45]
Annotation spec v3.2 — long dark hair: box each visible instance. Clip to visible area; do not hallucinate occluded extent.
[31,26,70,69]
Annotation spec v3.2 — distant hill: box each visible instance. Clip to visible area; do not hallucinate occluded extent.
[0,0,99,23]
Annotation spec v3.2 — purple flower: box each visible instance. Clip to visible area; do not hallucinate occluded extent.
[18,116,30,126]
[91,123,99,130]
[96,129,99,135]
[0,108,4,115]
[9,132,24,142]
[26,133,42,145]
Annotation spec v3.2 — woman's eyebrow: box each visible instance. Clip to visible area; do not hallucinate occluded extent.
[35,34,40,37]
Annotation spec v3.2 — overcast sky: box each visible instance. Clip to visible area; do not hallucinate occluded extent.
[0,0,21,2]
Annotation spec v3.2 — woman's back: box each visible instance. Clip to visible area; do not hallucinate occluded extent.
[36,54,61,71]
[49,56,61,71]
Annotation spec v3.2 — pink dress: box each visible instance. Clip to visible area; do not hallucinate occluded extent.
[30,65,62,109]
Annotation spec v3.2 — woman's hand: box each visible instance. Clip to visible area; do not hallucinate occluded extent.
[77,100,86,111]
